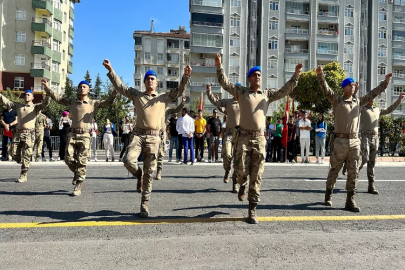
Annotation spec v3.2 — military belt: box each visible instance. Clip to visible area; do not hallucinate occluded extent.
[69,128,90,134]
[133,127,160,136]
[17,129,35,134]
[335,133,358,139]
[240,128,264,137]
[361,130,377,135]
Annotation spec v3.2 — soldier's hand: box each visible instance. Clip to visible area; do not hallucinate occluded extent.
[182,96,186,104]
[40,78,48,88]
[316,66,323,75]
[103,59,113,72]
[385,73,393,84]
[206,84,211,92]
[215,53,221,66]
[399,93,405,101]
[214,94,219,100]
[295,63,303,76]
[185,65,192,76]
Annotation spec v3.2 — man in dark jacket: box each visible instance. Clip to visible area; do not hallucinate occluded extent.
[206,108,222,163]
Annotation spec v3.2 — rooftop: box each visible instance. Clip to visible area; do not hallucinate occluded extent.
[133,27,189,39]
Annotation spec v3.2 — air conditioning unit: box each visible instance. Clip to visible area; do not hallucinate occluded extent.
[329,25,336,30]
[285,40,291,45]
[200,53,205,59]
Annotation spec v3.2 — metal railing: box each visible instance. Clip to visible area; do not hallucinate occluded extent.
[393,55,405,60]
[191,0,222,7]
[285,48,309,53]
[393,73,405,78]
[286,9,309,15]
[394,36,405,41]
[32,17,52,26]
[167,45,180,49]
[318,29,338,36]
[190,82,221,87]
[394,0,405,6]
[191,21,223,27]
[317,49,338,55]
[31,63,50,70]
[190,62,215,67]
[394,18,405,24]
[32,40,51,48]
[318,11,338,17]
[285,28,310,34]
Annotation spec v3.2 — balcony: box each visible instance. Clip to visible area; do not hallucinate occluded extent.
[190,0,223,15]
[32,0,53,14]
[190,62,216,73]
[52,50,61,63]
[134,58,141,65]
[52,72,60,83]
[393,54,405,66]
[190,82,221,93]
[286,9,310,21]
[318,30,339,42]
[190,21,223,35]
[285,48,309,54]
[394,0,405,6]
[285,28,310,41]
[317,49,338,61]
[167,60,180,67]
[31,17,52,36]
[166,46,180,53]
[53,29,62,42]
[31,40,52,58]
[30,63,51,79]
[69,26,74,38]
[134,44,143,51]
[54,8,63,21]
[69,8,75,20]
[318,11,339,23]
[190,21,223,28]
[67,61,73,74]
[68,44,74,55]
[317,49,338,55]
[166,75,180,81]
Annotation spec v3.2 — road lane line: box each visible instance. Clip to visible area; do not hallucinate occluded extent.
[1,215,405,229]
[304,180,405,182]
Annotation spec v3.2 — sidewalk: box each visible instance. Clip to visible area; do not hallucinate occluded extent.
[301,156,405,162]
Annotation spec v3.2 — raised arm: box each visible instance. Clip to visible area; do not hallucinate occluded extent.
[216,106,226,114]
[41,78,70,106]
[164,66,191,102]
[165,96,185,118]
[35,95,50,113]
[96,89,118,109]
[268,64,302,102]
[381,93,404,115]
[206,84,226,108]
[359,73,392,107]
[0,93,16,109]
[215,53,241,98]
[316,66,339,105]
[103,59,142,100]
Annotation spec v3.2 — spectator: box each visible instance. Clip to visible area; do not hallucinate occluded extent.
[194,109,206,162]
[272,117,283,162]
[178,108,195,165]
[41,113,54,161]
[189,109,196,119]
[293,110,301,162]
[168,112,180,162]
[287,116,297,163]
[315,114,327,164]
[103,117,117,162]
[176,110,185,163]
[89,118,98,161]
[299,111,312,163]
[120,116,133,162]
[1,104,17,161]
[59,111,71,161]
[265,117,274,162]
[221,115,227,134]
[206,109,222,163]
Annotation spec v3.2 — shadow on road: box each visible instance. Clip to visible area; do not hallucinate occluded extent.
[0,190,69,196]
[94,188,227,194]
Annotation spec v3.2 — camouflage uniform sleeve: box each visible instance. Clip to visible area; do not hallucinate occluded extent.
[316,74,339,106]
[35,96,50,113]
[207,90,227,108]
[95,90,118,110]
[107,69,142,100]
[359,80,389,107]
[380,97,402,115]
[0,93,16,109]
[216,64,240,100]
[165,101,184,119]
[43,85,70,106]
[163,74,190,103]
[217,106,226,114]
[267,74,299,102]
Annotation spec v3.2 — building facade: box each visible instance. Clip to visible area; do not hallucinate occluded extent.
[0,0,79,94]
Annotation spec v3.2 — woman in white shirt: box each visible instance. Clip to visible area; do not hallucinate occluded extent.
[89,118,98,161]
[120,116,133,162]
[103,117,117,162]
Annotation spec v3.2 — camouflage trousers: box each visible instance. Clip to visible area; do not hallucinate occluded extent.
[32,133,44,158]
[12,132,35,173]
[65,133,91,182]
[124,133,160,201]
[233,134,266,203]
[327,137,360,192]
[222,134,236,177]
[359,134,378,182]
[157,133,166,170]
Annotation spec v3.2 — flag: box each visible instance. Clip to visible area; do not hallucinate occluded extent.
[281,96,290,149]
[199,91,204,111]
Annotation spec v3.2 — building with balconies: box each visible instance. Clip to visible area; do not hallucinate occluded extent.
[0,0,80,94]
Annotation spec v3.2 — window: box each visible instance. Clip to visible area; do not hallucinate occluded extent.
[268,59,277,69]
[134,37,142,45]
[344,45,353,54]
[167,53,179,62]
[230,37,240,47]
[62,68,65,79]
[379,12,387,21]
[378,66,386,75]
[157,67,163,74]
[168,69,178,76]
[144,52,151,60]
[394,86,404,95]
[267,78,277,89]
[52,61,60,73]
[378,47,387,57]
[184,40,190,49]
[205,76,214,84]
[345,26,354,36]
[230,57,239,66]
[268,40,278,50]
[158,82,163,89]
[285,59,307,72]
[166,81,179,89]
[318,42,338,54]
[157,53,164,60]
[344,63,353,73]
[269,1,279,10]
[16,31,26,43]
[53,40,61,52]
[63,31,66,42]
[14,77,24,89]
[191,33,223,47]
[379,0,387,2]
[51,82,59,92]
[69,18,74,28]
[53,20,62,31]
[63,50,66,60]
[231,0,241,7]
[345,8,354,17]
[70,0,74,9]
[191,0,222,7]
[144,38,151,49]
[145,66,151,73]
[16,10,26,20]
[229,75,238,83]
[378,29,387,39]
[15,54,25,66]
[54,0,62,10]
[64,12,67,23]
[269,20,278,30]
[230,17,240,27]
[134,79,141,87]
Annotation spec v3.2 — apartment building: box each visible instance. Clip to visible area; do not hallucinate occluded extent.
[0,0,79,94]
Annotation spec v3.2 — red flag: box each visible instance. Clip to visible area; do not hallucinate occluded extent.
[199,91,204,111]
[281,96,290,149]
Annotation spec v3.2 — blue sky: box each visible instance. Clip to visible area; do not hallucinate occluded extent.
[70,0,190,89]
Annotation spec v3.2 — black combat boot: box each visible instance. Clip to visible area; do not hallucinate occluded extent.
[248,202,258,224]
[140,200,149,218]
[223,170,230,183]
[324,189,333,206]
[345,191,360,212]
[238,184,246,201]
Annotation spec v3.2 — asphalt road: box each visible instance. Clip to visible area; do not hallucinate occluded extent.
[0,161,404,270]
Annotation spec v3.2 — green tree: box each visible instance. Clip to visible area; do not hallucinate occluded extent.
[0,88,23,110]
[64,77,77,99]
[292,61,346,114]
[84,70,93,88]
[93,73,102,99]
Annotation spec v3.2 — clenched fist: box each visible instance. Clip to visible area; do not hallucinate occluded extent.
[103,59,112,72]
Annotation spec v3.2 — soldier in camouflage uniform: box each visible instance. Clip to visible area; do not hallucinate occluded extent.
[316,66,392,212]
[156,96,185,180]
[33,112,47,162]
[215,53,302,224]
[0,90,50,182]
[103,59,191,218]
[206,83,240,193]
[41,78,117,196]
[359,92,404,194]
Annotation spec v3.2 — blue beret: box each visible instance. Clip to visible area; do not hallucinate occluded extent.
[341,77,355,88]
[248,66,261,78]
[24,89,33,95]
[236,82,242,86]
[144,70,157,82]
[78,80,90,87]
